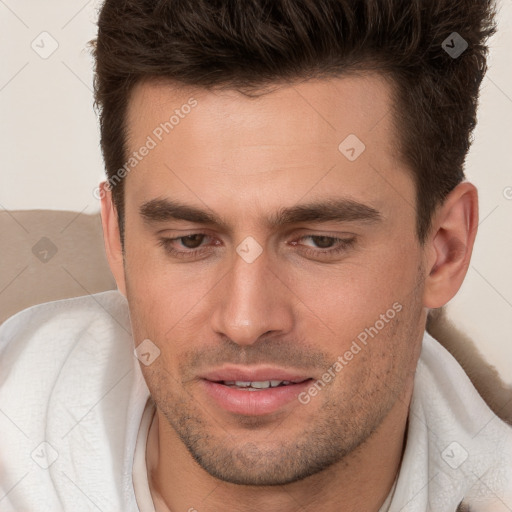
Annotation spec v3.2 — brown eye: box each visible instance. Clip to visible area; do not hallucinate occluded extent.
[179,234,206,249]
[158,233,217,260]
[308,236,337,249]
[291,234,357,260]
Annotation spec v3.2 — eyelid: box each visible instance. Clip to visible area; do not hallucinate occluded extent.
[158,231,357,260]
[157,230,355,245]
[290,234,357,256]
[292,233,355,245]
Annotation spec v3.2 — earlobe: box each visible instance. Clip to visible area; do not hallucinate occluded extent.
[99,181,127,297]
[423,182,478,309]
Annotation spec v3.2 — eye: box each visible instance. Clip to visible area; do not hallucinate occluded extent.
[173,234,206,249]
[157,233,357,260]
[291,235,356,258]
[300,235,338,249]
[158,233,217,259]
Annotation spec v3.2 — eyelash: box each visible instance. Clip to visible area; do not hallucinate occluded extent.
[157,233,356,260]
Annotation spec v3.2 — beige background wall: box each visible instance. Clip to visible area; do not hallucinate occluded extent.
[1,0,511,383]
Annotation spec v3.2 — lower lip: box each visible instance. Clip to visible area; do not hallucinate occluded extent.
[201,379,313,416]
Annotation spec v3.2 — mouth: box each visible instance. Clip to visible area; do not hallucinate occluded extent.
[199,371,315,416]
[214,378,311,391]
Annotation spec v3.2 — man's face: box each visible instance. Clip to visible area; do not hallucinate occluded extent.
[120,75,427,485]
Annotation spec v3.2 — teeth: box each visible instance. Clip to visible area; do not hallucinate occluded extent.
[251,381,270,389]
[222,380,291,389]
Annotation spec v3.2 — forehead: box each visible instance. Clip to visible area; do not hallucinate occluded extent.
[123,74,414,228]
[126,73,395,151]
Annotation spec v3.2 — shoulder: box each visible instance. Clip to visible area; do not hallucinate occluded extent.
[0,289,130,339]
[413,332,512,508]
[0,290,131,363]
[427,308,512,425]
[0,290,135,434]
[0,291,141,511]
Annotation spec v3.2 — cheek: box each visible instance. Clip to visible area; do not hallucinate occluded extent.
[124,228,186,302]
[285,243,420,348]
[123,241,220,355]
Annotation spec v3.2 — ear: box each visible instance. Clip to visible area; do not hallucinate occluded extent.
[423,182,478,308]
[99,181,127,297]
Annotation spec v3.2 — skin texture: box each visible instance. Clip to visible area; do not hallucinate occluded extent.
[100,74,478,511]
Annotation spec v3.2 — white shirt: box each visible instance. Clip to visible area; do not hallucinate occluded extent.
[0,290,511,511]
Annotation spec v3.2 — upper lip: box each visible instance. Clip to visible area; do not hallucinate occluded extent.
[201,366,312,383]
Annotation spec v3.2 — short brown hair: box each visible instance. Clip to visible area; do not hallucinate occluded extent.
[91,0,496,244]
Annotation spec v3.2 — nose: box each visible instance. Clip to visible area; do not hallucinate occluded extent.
[209,244,294,346]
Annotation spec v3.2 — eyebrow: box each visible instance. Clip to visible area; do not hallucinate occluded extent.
[139,197,382,230]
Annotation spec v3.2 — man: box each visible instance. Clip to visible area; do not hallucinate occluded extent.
[1,0,511,511]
